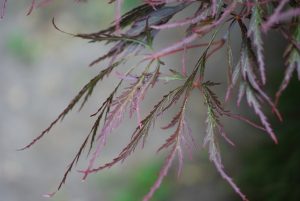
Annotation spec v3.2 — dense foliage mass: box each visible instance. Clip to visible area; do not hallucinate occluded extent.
[3,0,300,200]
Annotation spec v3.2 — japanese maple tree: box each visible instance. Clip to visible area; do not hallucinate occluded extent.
[2,0,300,200]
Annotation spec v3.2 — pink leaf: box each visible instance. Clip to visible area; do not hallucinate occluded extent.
[143,145,177,201]
[26,0,35,16]
[213,158,249,201]
[246,88,278,144]
[151,8,208,30]
[1,0,7,19]
[114,0,123,34]
[262,0,290,32]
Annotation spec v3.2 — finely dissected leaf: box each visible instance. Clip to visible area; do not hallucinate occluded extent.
[262,0,300,32]
[202,87,248,201]
[161,110,181,130]
[147,2,237,60]
[80,62,198,176]
[225,19,282,143]
[204,110,248,201]
[143,144,177,201]
[276,24,300,104]
[43,132,91,197]
[42,81,123,197]
[202,81,266,132]
[0,0,7,19]
[78,87,183,175]
[158,99,189,153]
[245,86,278,143]
[237,81,245,106]
[151,5,209,30]
[222,35,278,141]
[87,84,120,154]
[201,83,234,146]
[225,23,234,102]
[145,97,191,201]
[145,0,194,6]
[14,1,300,200]
[19,61,121,151]
[76,3,189,66]
[81,67,158,180]
[248,2,266,84]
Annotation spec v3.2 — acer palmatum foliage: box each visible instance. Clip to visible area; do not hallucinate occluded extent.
[5,0,300,200]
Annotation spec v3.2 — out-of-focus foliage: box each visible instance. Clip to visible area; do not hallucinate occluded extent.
[5,33,39,63]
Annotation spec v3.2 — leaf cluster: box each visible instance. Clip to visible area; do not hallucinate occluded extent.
[12,1,300,200]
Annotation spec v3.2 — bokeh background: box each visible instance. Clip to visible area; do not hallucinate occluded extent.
[1,1,299,201]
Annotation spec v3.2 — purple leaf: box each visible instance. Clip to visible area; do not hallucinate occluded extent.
[143,145,177,201]
[276,25,300,104]
[248,3,266,84]
[246,87,278,144]
[1,0,7,19]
